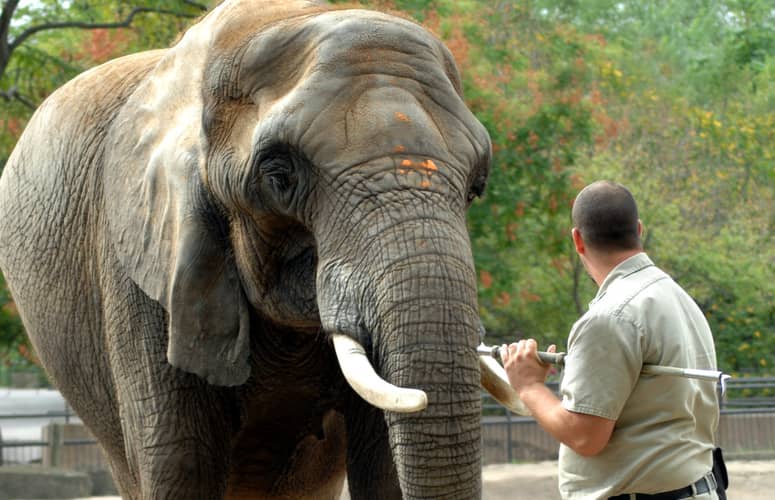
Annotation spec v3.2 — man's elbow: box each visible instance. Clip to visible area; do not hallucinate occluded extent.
[563,413,614,457]
[568,437,608,457]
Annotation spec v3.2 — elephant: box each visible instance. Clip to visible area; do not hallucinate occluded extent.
[0,1,525,498]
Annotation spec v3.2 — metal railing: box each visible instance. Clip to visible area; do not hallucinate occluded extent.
[0,378,773,468]
[720,377,775,413]
[481,377,775,464]
[0,403,94,467]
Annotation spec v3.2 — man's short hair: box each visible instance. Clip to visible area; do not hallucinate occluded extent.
[572,181,641,252]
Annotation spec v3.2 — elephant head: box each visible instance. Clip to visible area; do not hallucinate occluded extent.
[102,1,522,497]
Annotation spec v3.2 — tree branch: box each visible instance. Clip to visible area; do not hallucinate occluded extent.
[182,0,208,10]
[0,86,35,110]
[9,6,199,52]
[1,1,21,73]
[1,0,20,39]
[571,253,584,316]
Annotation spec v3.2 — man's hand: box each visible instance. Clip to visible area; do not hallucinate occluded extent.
[500,338,615,457]
[500,339,556,396]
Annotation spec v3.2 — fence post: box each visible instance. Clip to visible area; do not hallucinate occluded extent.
[45,423,64,467]
[506,406,512,463]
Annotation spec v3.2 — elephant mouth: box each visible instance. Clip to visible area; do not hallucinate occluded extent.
[331,334,530,415]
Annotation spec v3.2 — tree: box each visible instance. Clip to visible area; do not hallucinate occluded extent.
[0,1,210,165]
[0,0,208,106]
[533,0,775,376]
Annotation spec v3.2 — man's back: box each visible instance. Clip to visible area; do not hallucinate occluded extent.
[559,253,718,498]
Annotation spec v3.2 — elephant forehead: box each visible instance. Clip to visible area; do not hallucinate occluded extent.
[206,0,325,51]
[308,10,442,64]
[226,9,451,98]
[331,87,448,160]
[280,81,481,174]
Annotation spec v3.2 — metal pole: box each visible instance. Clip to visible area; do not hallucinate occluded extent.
[477,343,731,394]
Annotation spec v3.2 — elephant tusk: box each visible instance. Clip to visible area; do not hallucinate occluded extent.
[479,355,531,416]
[332,334,428,413]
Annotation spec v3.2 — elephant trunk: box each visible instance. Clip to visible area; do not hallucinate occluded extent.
[376,269,482,499]
[318,215,483,499]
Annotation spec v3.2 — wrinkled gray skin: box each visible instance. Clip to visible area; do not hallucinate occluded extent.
[0,1,491,498]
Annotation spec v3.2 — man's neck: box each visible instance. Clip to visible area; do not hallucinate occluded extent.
[588,249,643,288]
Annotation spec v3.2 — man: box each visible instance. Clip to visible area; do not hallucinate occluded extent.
[502,181,721,499]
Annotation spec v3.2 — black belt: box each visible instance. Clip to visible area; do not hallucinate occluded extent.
[609,475,712,500]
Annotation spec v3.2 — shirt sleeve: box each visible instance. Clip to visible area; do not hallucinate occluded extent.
[560,312,643,420]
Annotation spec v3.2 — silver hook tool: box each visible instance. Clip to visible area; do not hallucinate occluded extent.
[477,343,731,396]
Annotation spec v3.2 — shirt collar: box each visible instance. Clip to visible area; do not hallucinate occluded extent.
[590,252,654,306]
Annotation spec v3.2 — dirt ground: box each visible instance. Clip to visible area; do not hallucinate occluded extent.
[480,459,773,499]
[78,460,773,499]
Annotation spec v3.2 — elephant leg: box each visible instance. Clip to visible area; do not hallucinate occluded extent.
[105,276,238,499]
[344,393,402,500]
[115,333,237,498]
[1,252,138,497]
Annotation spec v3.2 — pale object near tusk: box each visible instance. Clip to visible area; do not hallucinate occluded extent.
[479,355,531,416]
[332,334,428,413]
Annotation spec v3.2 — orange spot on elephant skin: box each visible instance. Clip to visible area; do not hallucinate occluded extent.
[394,145,406,153]
[394,112,410,122]
[420,179,431,188]
[421,159,438,171]
[401,159,413,167]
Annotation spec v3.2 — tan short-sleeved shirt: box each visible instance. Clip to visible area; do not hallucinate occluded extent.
[558,253,719,499]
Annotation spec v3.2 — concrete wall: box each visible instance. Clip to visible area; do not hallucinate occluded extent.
[0,466,92,500]
[0,424,118,498]
[41,424,109,470]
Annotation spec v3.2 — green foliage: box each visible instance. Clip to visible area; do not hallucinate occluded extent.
[0,272,22,350]
[549,1,774,375]
[0,270,37,381]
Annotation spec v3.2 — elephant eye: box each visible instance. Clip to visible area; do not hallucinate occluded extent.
[260,156,297,199]
[467,171,487,206]
[253,143,310,213]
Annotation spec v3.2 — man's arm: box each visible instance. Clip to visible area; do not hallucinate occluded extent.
[501,339,615,457]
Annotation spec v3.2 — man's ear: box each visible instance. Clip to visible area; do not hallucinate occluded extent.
[572,227,586,255]
[637,219,644,238]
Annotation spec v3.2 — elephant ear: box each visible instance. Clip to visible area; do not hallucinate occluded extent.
[103,18,250,387]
